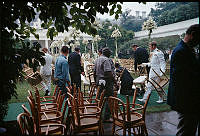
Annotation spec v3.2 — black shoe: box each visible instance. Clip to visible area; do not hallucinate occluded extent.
[45,90,49,96]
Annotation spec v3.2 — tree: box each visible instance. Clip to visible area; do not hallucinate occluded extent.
[0,2,124,122]
[150,2,199,26]
[119,10,147,32]
[119,35,181,59]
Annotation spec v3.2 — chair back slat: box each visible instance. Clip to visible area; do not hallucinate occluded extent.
[21,104,31,116]
[17,113,35,136]
[126,95,131,122]
[107,96,126,121]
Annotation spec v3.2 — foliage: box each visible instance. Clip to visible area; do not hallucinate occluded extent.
[149,2,199,26]
[119,35,181,59]
[0,2,124,121]
[119,9,147,32]
[96,20,134,58]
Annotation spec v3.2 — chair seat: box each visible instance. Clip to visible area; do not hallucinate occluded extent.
[40,111,62,121]
[155,79,169,89]
[41,96,56,102]
[40,124,65,135]
[80,117,99,126]
[133,76,147,84]
[41,104,57,111]
[81,106,99,115]
[115,112,143,127]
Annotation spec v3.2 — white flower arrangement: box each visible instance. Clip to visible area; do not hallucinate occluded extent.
[82,39,88,45]
[111,28,122,59]
[111,28,122,38]
[93,35,101,42]
[142,16,157,40]
[142,16,157,31]
[74,41,80,46]
[63,36,69,42]
[50,40,63,48]
[70,28,80,40]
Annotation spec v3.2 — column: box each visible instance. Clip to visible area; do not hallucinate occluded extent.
[45,40,48,49]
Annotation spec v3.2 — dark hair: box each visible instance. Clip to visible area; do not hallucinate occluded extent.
[75,47,80,52]
[186,24,199,36]
[61,46,69,53]
[102,47,111,57]
[132,44,138,48]
[32,42,41,48]
[150,41,157,47]
[115,63,120,68]
[98,48,102,54]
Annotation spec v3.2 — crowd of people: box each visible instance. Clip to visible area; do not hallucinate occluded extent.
[38,24,199,135]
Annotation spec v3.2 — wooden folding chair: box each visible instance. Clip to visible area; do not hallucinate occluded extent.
[108,89,150,136]
[150,68,169,101]
[17,112,35,136]
[37,85,60,103]
[27,95,67,135]
[66,93,105,135]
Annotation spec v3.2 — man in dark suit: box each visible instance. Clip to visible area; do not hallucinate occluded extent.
[68,47,84,94]
[132,44,149,94]
[132,44,149,74]
[167,24,200,135]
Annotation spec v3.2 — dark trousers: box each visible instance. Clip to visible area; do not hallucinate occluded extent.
[177,112,199,136]
[103,80,114,120]
[55,79,68,99]
[70,73,81,95]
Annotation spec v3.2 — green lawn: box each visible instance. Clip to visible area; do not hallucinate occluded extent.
[10,71,171,113]
[8,80,56,104]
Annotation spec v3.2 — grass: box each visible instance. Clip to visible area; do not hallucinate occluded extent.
[9,71,171,113]
[8,80,56,104]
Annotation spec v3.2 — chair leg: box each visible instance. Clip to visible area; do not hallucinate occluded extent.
[143,124,148,136]
[99,121,104,135]
[123,125,126,136]
[84,85,85,95]
[112,122,115,135]
[128,127,131,136]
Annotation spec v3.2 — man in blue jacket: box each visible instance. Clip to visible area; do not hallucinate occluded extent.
[54,46,71,97]
[167,24,200,135]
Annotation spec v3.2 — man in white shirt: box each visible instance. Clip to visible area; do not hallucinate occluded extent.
[138,41,166,103]
[40,48,53,96]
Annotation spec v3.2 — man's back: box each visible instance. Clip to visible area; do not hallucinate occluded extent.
[68,51,82,74]
[167,40,200,113]
[54,55,69,81]
[134,47,149,64]
[94,55,108,79]
[40,53,52,75]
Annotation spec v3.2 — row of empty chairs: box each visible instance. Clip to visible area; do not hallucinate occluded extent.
[17,84,68,135]
[18,61,155,135]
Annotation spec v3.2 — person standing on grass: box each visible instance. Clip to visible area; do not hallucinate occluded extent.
[132,44,149,94]
[94,47,116,122]
[40,47,53,96]
[138,41,166,103]
[132,44,150,75]
[68,47,85,95]
[54,46,71,97]
[167,24,200,136]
